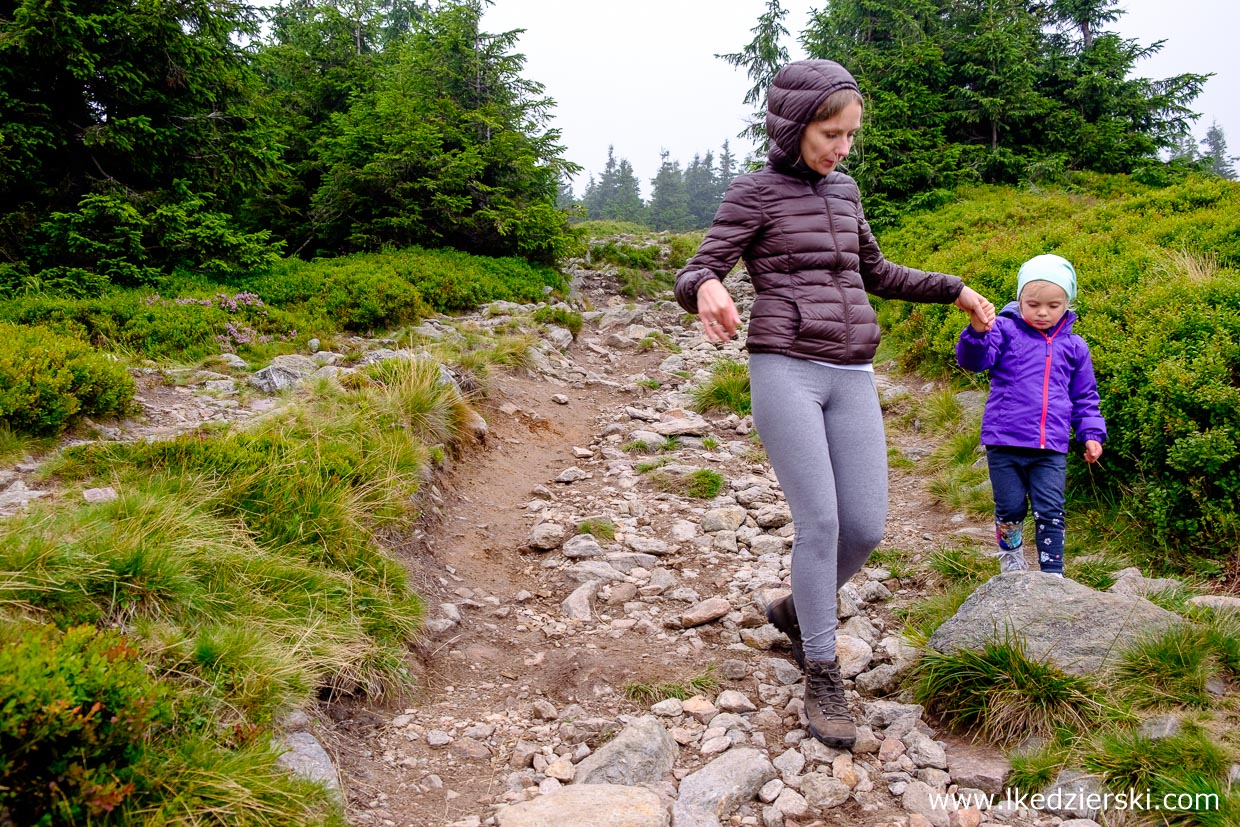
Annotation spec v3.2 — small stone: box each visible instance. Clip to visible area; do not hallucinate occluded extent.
[82,486,119,503]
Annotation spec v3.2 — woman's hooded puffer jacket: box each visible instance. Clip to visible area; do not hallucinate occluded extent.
[674,60,963,365]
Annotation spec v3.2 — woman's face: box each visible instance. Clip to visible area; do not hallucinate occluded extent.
[798,101,862,175]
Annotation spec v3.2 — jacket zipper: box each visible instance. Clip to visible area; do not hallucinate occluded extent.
[1038,316,1068,449]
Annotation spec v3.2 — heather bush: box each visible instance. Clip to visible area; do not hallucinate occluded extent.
[0,322,135,434]
[0,622,171,823]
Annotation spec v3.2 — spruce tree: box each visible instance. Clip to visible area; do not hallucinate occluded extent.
[1201,121,1237,180]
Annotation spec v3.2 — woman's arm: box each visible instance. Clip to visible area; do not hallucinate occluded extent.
[674,176,763,315]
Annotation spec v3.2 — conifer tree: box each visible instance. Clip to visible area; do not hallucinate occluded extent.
[1200,122,1237,180]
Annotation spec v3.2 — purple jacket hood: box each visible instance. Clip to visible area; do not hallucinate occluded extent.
[956,302,1107,453]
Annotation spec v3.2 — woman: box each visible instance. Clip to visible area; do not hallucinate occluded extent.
[674,59,994,748]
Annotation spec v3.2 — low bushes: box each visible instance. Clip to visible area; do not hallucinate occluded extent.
[0,623,171,823]
[0,322,135,434]
[250,246,566,333]
[875,174,1240,564]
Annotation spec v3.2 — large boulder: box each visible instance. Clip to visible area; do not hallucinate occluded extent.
[927,573,1180,675]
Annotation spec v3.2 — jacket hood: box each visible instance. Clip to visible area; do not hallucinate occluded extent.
[999,301,1077,334]
[766,60,861,173]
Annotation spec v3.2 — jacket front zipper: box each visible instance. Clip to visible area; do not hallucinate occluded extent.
[1037,316,1068,448]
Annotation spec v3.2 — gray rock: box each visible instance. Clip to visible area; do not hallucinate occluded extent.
[928,573,1180,674]
[946,749,1010,797]
[801,773,850,809]
[835,634,873,678]
[274,730,341,797]
[904,730,948,770]
[863,701,924,729]
[1109,567,1181,597]
[901,779,951,827]
[528,522,568,550]
[1189,595,1240,613]
[565,560,627,584]
[1040,769,1106,819]
[562,581,599,620]
[681,597,732,628]
[854,664,901,696]
[563,533,605,559]
[1139,714,1181,740]
[249,355,317,392]
[82,486,119,503]
[672,748,776,827]
[702,507,747,533]
[496,784,668,827]
[573,715,677,787]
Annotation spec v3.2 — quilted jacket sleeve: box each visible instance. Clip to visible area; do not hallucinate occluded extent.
[853,182,963,303]
[674,175,764,314]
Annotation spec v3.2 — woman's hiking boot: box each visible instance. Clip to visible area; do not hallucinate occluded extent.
[764,593,805,669]
[804,658,856,749]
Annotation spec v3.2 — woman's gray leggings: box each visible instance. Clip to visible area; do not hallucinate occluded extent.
[749,353,888,662]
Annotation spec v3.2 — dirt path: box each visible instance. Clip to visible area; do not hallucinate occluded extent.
[315,274,1005,827]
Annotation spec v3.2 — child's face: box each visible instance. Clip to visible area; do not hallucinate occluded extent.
[1019,280,1068,331]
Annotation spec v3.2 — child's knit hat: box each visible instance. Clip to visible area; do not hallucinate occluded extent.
[1017,254,1077,303]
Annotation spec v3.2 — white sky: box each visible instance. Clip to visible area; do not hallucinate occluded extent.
[482,0,1239,197]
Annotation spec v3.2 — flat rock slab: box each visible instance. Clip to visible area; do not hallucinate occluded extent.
[928,572,1180,675]
[495,784,668,827]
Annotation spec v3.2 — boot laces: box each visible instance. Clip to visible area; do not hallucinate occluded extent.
[808,662,850,720]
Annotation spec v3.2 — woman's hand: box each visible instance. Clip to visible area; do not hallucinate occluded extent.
[955,286,996,333]
[696,278,741,342]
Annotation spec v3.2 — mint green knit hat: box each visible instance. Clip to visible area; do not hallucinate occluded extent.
[1017,254,1077,303]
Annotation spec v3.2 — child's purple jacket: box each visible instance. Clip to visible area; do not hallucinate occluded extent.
[956,302,1107,453]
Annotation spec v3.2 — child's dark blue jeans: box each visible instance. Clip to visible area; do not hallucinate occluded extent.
[986,446,1067,574]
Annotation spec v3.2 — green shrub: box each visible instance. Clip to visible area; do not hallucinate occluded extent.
[0,322,135,434]
[0,291,301,360]
[648,468,725,499]
[1085,269,1240,560]
[0,622,172,823]
[322,268,426,332]
[23,190,282,295]
[577,518,616,541]
[533,306,583,338]
[617,266,676,299]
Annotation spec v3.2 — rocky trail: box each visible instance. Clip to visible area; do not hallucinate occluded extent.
[0,265,1094,827]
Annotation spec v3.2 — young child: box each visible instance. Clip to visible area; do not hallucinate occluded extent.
[956,254,1106,575]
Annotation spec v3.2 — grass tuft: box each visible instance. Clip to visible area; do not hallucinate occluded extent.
[624,667,720,704]
[577,519,616,541]
[1110,624,1219,710]
[690,359,751,416]
[648,468,725,499]
[913,630,1122,744]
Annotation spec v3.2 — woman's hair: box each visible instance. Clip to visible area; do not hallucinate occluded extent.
[811,88,864,122]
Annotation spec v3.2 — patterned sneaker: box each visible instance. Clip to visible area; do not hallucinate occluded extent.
[995,547,1029,573]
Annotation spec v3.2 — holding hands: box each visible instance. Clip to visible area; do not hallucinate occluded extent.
[957,286,996,333]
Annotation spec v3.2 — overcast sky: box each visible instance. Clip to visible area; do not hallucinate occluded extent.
[481,0,1239,197]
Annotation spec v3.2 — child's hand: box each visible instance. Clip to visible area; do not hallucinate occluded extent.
[1084,440,1102,463]
[970,316,991,333]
